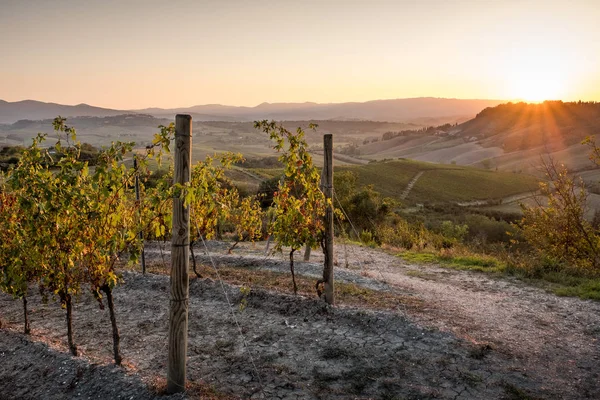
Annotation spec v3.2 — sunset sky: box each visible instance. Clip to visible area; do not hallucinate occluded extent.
[1,0,599,109]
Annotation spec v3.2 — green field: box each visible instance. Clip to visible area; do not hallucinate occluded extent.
[338,159,540,205]
[248,168,284,179]
[409,167,539,203]
[224,158,540,206]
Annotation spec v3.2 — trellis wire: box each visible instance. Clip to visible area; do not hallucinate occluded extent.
[193,219,266,399]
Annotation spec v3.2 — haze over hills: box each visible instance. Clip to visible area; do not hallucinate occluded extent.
[0,98,507,125]
[3,99,600,184]
[134,97,506,123]
[0,100,127,125]
[0,115,418,153]
[0,114,171,148]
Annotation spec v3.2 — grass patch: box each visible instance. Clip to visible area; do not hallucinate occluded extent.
[411,168,538,203]
[136,261,422,311]
[531,273,600,300]
[398,251,506,273]
[398,249,600,301]
[552,282,600,300]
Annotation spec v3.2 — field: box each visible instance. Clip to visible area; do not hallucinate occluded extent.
[1,241,599,399]
[232,159,540,207]
[409,167,539,203]
[337,159,540,205]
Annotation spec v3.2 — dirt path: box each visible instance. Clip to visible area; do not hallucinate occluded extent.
[184,241,600,398]
[456,190,541,207]
[1,241,599,399]
[231,166,265,183]
[400,171,424,200]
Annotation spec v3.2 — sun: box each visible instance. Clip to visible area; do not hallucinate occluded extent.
[506,49,569,102]
[510,69,566,102]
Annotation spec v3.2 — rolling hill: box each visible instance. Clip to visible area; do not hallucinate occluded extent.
[459,101,600,152]
[0,116,424,157]
[354,101,600,176]
[241,158,540,206]
[336,159,540,205]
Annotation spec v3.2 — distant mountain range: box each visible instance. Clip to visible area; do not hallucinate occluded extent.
[133,98,506,123]
[0,98,506,124]
[0,100,127,125]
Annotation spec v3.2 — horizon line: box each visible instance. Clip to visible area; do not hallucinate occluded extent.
[1,96,518,111]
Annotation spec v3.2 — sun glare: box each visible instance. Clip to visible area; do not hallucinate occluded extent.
[506,49,569,102]
[511,71,566,102]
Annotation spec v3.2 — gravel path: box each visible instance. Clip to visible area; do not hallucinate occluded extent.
[183,240,600,398]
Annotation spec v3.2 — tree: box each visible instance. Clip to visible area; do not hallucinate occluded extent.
[254,121,326,294]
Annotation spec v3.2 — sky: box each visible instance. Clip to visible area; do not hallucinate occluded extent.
[1,0,599,109]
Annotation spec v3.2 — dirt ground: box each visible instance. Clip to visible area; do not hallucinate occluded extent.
[1,240,599,399]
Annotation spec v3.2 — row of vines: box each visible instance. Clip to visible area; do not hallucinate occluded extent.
[0,117,326,365]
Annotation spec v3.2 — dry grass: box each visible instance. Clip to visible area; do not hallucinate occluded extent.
[135,261,422,311]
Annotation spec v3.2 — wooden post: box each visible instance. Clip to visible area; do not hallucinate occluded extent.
[134,155,146,274]
[322,134,334,305]
[167,114,192,393]
[303,244,311,262]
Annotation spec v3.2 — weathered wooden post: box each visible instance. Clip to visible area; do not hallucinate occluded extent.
[133,155,146,274]
[303,244,311,262]
[322,134,334,305]
[167,114,192,393]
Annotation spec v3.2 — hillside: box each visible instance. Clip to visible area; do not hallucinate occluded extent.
[242,159,540,206]
[337,159,540,205]
[459,101,600,152]
[353,101,600,177]
[5,100,600,184]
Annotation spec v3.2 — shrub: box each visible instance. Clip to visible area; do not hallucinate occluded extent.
[519,158,600,275]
